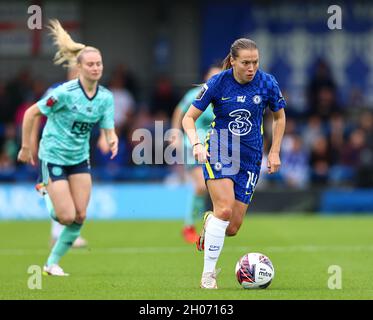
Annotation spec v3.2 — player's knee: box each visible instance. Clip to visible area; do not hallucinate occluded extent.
[216,207,233,221]
[58,215,75,225]
[55,204,75,225]
[74,216,86,224]
[75,211,86,224]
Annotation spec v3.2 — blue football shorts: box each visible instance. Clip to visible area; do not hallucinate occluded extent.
[38,159,91,185]
[202,156,262,204]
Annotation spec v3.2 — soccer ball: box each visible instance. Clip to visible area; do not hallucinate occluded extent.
[235,252,274,289]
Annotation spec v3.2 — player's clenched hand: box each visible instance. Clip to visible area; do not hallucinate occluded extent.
[193,143,209,163]
[17,147,35,166]
[267,152,281,174]
[109,135,119,159]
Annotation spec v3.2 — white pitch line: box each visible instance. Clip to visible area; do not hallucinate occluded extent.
[1,245,373,256]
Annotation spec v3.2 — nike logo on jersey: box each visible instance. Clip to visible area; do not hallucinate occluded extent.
[221,97,231,101]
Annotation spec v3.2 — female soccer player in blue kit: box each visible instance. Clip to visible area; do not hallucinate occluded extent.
[17,20,118,276]
[182,38,286,289]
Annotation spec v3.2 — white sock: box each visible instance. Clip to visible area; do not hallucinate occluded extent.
[51,220,64,240]
[203,215,229,273]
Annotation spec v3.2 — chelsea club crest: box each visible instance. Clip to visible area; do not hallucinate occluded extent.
[214,162,222,171]
[253,95,262,104]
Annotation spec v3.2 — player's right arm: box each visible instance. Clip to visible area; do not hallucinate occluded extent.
[17,104,43,165]
[182,78,217,163]
[30,116,41,162]
[18,85,66,165]
[182,105,209,163]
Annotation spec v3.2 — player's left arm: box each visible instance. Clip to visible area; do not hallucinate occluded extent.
[102,128,118,159]
[99,92,117,158]
[267,108,286,174]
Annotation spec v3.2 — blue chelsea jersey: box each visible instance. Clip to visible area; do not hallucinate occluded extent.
[192,68,286,156]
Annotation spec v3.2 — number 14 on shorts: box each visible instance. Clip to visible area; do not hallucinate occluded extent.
[245,171,258,195]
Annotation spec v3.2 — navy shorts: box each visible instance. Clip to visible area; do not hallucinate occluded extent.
[202,158,261,205]
[38,159,91,185]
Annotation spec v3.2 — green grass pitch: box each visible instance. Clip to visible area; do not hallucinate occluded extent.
[1,214,373,300]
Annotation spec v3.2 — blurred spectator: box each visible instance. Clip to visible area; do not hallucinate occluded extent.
[307,59,339,120]
[281,117,298,155]
[93,69,136,168]
[327,112,348,164]
[329,128,367,186]
[0,150,13,170]
[358,110,373,149]
[309,136,333,186]
[302,115,326,149]
[280,134,310,189]
[108,71,135,133]
[149,75,179,121]
[312,86,340,121]
[115,63,140,101]
[14,80,47,129]
[355,111,373,187]
[5,69,33,121]
[340,128,366,168]
[347,87,366,109]
[0,81,12,125]
[281,90,305,120]
[0,123,18,169]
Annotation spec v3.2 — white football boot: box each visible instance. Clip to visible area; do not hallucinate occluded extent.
[200,268,220,289]
[43,264,69,276]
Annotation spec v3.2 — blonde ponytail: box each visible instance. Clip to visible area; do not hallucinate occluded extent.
[48,19,86,68]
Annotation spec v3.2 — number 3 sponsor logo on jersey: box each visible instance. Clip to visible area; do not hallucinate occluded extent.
[228,109,252,136]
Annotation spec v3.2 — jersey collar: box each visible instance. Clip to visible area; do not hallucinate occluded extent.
[78,79,99,101]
